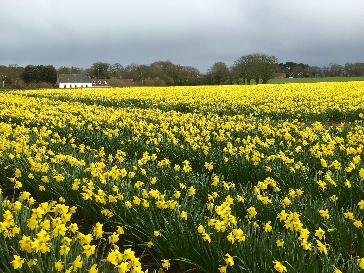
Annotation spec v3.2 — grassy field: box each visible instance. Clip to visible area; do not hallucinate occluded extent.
[0,82,364,273]
[269,76,364,84]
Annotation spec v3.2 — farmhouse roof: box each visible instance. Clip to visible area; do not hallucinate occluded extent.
[58,74,92,83]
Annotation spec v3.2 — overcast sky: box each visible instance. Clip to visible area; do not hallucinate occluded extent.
[1,0,363,71]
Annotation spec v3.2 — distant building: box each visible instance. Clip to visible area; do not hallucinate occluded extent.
[274,72,287,79]
[92,79,109,87]
[120,79,134,87]
[57,74,92,88]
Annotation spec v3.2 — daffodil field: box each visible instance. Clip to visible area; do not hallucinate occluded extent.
[1,82,364,273]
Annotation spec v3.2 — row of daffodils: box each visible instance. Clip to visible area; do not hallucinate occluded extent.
[0,82,364,272]
[0,189,145,273]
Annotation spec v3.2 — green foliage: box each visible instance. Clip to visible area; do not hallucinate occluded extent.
[21,65,57,84]
[232,53,278,84]
[206,62,230,85]
[89,62,111,79]
[57,66,83,75]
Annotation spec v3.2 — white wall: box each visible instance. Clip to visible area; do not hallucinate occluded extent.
[59,83,92,88]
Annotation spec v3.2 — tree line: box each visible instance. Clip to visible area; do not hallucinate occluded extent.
[1,54,364,88]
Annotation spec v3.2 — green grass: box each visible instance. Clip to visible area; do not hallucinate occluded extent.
[269,76,364,84]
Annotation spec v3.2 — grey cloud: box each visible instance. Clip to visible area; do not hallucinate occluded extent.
[1,0,363,71]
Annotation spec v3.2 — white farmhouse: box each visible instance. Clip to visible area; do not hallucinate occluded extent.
[57,74,93,88]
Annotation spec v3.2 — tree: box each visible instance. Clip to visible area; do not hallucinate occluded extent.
[232,53,278,84]
[328,64,344,77]
[307,66,323,77]
[150,61,175,85]
[0,64,24,88]
[254,54,278,83]
[57,66,83,74]
[89,62,111,79]
[21,65,57,84]
[109,63,124,78]
[174,65,201,86]
[118,63,150,83]
[148,61,201,86]
[345,63,364,76]
[207,62,230,84]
